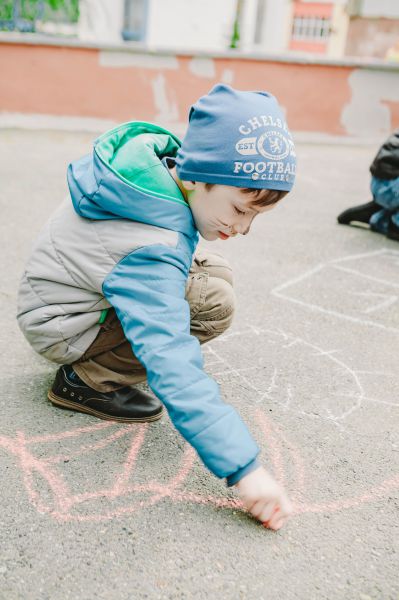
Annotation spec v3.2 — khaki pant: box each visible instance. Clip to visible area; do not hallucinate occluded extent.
[73,250,234,392]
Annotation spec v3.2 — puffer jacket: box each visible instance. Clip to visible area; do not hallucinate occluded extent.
[17,121,260,483]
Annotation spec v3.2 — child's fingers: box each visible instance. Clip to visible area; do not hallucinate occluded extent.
[267,512,287,530]
[263,508,288,530]
[251,493,292,523]
[265,517,286,531]
[268,497,293,529]
[247,498,276,522]
[262,503,290,529]
[248,499,271,520]
[257,501,279,523]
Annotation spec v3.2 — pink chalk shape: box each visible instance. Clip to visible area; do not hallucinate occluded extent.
[0,406,397,523]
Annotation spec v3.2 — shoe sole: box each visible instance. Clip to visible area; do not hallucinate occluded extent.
[340,220,371,229]
[47,390,164,423]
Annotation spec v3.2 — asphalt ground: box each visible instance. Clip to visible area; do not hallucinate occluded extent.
[0,128,398,600]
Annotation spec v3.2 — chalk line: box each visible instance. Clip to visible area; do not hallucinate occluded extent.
[271,248,399,333]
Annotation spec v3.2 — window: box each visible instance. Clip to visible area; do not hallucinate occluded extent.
[122,0,148,41]
[292,15,331,40]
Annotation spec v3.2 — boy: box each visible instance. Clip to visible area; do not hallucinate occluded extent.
[337,128,399,240]
[17,84,296,530]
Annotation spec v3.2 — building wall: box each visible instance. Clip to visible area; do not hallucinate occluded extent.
[239,0,259,51]
[1,37,398,137]
[327,2,349,58]
[73,0,399,60]
[78,0,125,43]
[360,0,399,19]
[254,0,293,54]
[145,0,265,53]
[145,0,236,51]
[75,0,238,49]
[345,17,399,59]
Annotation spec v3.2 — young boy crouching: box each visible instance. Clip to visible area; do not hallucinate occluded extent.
[17,84,296,530]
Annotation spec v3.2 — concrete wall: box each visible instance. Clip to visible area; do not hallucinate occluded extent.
[0,35,398,137]
[145,0,237,51]
[145,0,272,53]
[254,0,293,54]
[360,0,399,19]
[78,0,125,43]
[345,17,399,59]
[328,2,350,58]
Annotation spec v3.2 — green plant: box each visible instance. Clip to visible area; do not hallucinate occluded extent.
[230,0,243,49]
[39,0,79,22]
[46,0,78,12]
[0,1,13,21]
[0,0,79,26]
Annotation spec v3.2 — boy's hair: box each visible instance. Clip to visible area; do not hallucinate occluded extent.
[204,183,288,208]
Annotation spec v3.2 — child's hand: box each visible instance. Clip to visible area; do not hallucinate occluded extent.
[234,466,293,530]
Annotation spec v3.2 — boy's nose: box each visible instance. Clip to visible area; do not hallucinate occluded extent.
[232,223,248,235]
[234,215,254,236]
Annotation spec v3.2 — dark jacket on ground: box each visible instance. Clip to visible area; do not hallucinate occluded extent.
[370,129,399,180]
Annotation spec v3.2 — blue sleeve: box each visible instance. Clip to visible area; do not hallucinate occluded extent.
[102,243,260,480]
[226,458,260,487]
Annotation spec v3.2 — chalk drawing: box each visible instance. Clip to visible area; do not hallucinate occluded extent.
[1,326,397,523]
[272,249,399,333]
[205,327,399,423]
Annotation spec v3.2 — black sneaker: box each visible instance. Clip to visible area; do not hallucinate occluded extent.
[337,200,381,227]
[387,220,399,242]
[48,365,163,423]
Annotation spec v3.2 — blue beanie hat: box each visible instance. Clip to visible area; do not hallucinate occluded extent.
[175,84,296,191]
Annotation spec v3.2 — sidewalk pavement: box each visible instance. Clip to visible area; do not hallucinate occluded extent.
[0,129,398,600]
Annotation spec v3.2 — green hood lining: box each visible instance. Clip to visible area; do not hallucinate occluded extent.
[95,121,187,206]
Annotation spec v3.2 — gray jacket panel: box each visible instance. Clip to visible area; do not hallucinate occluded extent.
[17,200,178,363]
